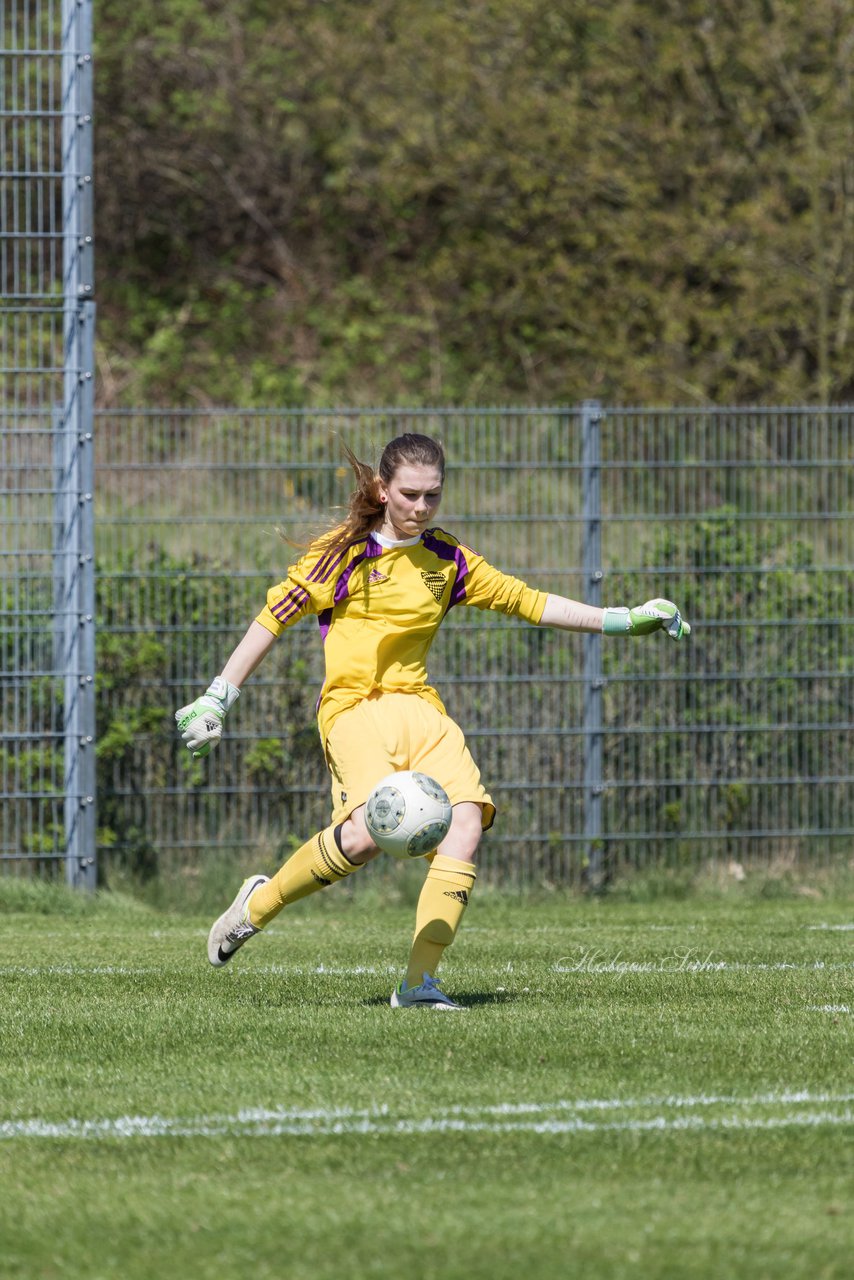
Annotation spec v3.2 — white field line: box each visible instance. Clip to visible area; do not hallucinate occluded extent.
[552,954,854,974]
[2,1091,853,1142]
[0,964,397,977]
[552,959,854,974]
[806,923,854,931]
[2,959,853,978]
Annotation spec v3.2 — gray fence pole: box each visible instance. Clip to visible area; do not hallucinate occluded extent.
[60,302,97,890]
[59,0,96,888]
[581,400,604,890]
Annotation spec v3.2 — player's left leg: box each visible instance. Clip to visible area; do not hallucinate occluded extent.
[391,802,483,1010]
[389,699,494,1009]
[405,802,481,980]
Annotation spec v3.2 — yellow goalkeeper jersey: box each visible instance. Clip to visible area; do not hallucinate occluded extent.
[255,526,548,745]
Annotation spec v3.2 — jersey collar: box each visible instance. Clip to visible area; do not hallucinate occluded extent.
[372,529,422,549]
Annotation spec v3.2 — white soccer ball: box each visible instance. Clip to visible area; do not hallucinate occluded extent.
[365,770,453,859]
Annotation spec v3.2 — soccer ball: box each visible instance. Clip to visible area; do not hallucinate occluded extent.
[365,770,453,859]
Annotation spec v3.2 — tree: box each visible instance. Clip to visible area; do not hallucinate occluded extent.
[93,0,854,405]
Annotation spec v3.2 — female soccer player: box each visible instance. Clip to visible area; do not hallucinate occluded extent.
[176,433,689,1010]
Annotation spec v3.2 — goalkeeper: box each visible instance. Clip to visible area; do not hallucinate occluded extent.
[176,432,690,1010]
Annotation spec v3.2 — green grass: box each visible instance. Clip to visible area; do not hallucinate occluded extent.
[0,888,852,1279]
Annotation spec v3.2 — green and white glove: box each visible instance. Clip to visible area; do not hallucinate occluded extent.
[175,676,240,757]
[602,598,691,641]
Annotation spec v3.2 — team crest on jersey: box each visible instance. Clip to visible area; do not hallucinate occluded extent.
[421,570,447,601]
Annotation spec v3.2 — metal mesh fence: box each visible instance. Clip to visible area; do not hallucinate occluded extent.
[592,407,853,884]
[89,407,852,888]
[1,0,96,885]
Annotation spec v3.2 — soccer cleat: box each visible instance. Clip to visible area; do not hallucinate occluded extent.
[390,972,465,1011]
[207,874,269,968]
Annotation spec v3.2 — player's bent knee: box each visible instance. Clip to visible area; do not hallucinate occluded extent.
[437,801,483,861]
[340,805,381,861]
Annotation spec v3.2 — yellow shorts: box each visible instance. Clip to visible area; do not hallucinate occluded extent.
[323,691,495,830]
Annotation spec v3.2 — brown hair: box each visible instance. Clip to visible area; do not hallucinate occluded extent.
[316,433,445,555]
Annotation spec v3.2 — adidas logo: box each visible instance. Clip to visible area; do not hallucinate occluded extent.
[367,568,388,585]
[443,889,469,905]
[204,718,218,732]
[421,570,447,601]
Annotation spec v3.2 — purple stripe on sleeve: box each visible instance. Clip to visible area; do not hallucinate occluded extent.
[421,528,463,563]
[269,535,371,625]
[311,534,371,587]
[272,585,309,621]
[332,538,382,605]
[306,537,354,586]
[445,545,471,609]
[310,545,347,586]
[446,548,469,609]
[273,600,307,626]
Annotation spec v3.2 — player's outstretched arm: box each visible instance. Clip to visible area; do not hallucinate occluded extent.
[539,594,691,640]
[175,620,278,758]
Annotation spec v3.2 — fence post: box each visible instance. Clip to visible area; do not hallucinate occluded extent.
[58,0,97,888]
[75,302,97,890]
[581,400,604,890]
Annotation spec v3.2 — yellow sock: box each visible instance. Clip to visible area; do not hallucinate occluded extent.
[248,824,361,928]
[405,853,477,987]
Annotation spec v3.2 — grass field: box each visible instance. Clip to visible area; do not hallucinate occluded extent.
[0,881,852,1280]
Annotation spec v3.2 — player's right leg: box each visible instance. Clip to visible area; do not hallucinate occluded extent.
[207,873,269,967]
[206,818,378,967]
[207,701,396,968]
[247,811,380,927]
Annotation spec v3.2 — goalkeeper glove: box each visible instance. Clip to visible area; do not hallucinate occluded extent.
[602,598,691,640]
[175,676,240,757]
